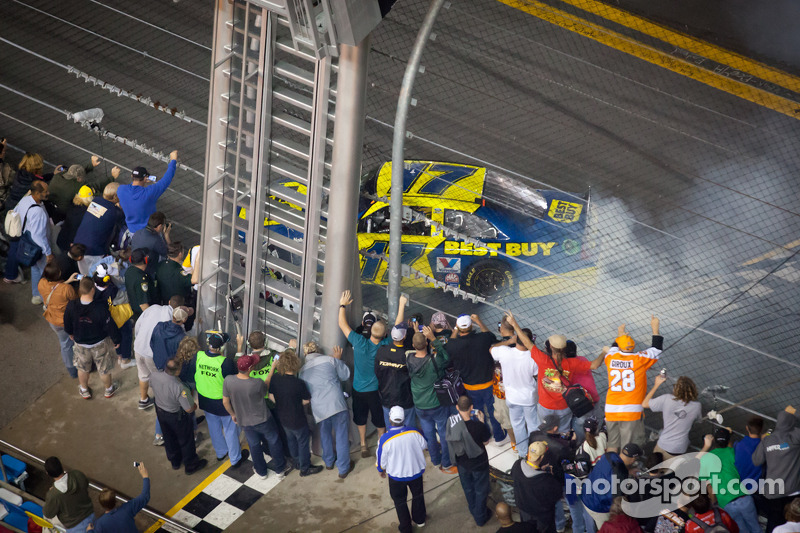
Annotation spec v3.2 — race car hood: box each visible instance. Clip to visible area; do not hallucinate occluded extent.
[373,161,486,205]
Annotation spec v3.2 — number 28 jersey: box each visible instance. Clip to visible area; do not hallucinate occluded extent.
[603,346,661,421]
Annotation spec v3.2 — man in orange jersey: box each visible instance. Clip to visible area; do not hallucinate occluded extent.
[595,316,662,452]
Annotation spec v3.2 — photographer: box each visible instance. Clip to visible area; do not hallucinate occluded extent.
[90,462,151,532]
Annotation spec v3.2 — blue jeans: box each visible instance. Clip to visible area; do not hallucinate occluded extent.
[3,239,19,280]
[49,323,76,378]
[319,410,351,475]
[417,405,452,467]
[555,496,566,531]
[243,417,285,477]
[583,504,597,533]
[538,404,573,434]
[507,402,539,458]
[467,386,507,442]
[284,424,311,472]
[567,493,587,533]
[724,495,761,533]
[205,411,242,464]
[382,405,417,430]
[458,466,491,526]
[65,514,93,533]
[117,319,133,360]
[30,257,45,298]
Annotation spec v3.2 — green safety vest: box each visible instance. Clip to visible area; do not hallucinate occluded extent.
[195,351,225,400]
[249,351,276,399]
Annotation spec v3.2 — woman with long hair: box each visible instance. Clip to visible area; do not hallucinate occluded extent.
[643,374,702,459]
[38,261,79,377]
[269,348,324,476]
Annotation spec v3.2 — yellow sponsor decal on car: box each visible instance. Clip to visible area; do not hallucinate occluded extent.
[548,200,583,223]
[443,241,557,256]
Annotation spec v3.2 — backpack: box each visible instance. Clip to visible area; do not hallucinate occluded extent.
[4,209,22,237]
[688,508,731,533]
[429,354,466,406]
[5,203,41,239]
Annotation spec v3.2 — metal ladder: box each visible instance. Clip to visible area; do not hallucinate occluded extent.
[199,0,337,347]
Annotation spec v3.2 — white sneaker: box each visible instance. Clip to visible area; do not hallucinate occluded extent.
[31,295,43,305]
[119,360,137,370]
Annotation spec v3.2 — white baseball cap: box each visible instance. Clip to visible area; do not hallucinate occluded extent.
[389,406,405,423]
[456,314,472,329]
[391,325,406,342]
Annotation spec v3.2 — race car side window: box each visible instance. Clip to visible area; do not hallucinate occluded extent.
[444,210,504,240]
[359,205,429,236]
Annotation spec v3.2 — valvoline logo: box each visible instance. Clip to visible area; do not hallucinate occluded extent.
[436,257,461,273]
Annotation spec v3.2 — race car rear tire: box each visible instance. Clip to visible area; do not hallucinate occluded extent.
[462,259,514,300]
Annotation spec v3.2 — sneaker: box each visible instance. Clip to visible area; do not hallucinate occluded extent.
[153,435,165,446]
[414,522,426,528]
[120,359,137,370]
[31,295,43,305]
[440,465,458,474]
[231,449,250,468]
[494,433,510,446]
[186,458,208,475]
[276,462,295,480]
[325,464,335,470]
[194,431,204,443]
[104,382,120,398]
[217,453,228,462]
[195,415,206,425]
[138,397,154,410]
[3,273,24,284]
[79,387,92,399]
[257,472,269,480]
[299,465,324,477]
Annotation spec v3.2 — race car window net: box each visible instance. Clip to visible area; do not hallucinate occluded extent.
[483,170,548,220]
[444,210,507,240]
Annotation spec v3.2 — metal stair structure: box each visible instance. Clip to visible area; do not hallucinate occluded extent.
[199,0,338,347]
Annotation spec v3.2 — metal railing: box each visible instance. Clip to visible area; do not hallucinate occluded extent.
[0,440,196,533]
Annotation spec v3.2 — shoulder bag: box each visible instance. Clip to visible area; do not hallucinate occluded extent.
[547,353,594,418]
[16,204,44,266]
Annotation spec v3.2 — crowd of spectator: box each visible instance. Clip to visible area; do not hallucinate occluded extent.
[2,140,799,533]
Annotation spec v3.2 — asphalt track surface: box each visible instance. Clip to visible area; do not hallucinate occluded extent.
[1,0,799,436]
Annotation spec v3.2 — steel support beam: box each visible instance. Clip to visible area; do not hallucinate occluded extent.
[319,36,371,354]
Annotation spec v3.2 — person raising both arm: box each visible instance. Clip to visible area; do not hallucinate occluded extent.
[338,290,406,458]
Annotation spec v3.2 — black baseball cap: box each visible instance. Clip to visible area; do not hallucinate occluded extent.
[132,166,148,180]
[538,414,560,432]
[621,443,643,459]
[362,313,376,327]
[714,427,731,447]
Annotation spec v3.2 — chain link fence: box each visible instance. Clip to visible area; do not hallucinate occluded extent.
[360,0,800,439]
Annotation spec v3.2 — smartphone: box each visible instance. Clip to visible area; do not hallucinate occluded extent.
[660,368,667,377]
[147,175,157,182]
[273,354,280,362]
[471,409,480,418]
[76,274,84,280]
[418,325,423,332]
[133,461,140,468]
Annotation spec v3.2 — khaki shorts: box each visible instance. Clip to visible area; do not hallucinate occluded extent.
[73,338,116,375]
[135,352,159,382]
[493,396,512,430]
[606,418,645,450]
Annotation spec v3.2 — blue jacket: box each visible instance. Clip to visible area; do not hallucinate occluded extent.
[580,452,628,513]
[150,320,186,370]
[73,197,125,256]
[93,478,150,533]
[117,160,176,232]
[734,436,763,485]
